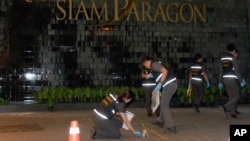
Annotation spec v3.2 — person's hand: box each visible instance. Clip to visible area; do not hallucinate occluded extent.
[145,73,153,79]
[240,79,246,87]
[133,131,141,137]
[218,82,223,90]
[206,82,210,88]
[186,87,192,97]
[155,82,162,91]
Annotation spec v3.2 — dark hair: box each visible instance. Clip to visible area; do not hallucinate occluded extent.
[227,43,236,52]
[117,90,135,105]
[141,56,153,64]
[194,54,202,61]
[235,48,238,54]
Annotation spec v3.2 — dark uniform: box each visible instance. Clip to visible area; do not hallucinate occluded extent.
[219,52,242,117]
[151,62,178,132]
[190,62,206,110]
[92,94,125,139]
[141,68,156,116]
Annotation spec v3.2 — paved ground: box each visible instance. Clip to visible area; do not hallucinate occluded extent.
[0,104,250,141]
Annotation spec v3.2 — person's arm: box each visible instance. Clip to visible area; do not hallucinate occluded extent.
[202,65,209,83]
[119,112,136,133]
[218,60,223,83]
[151,62,167,90]
[203,71,210,88]
[152,62,168,83]
[159,67,168,83]
[141,72,147,78]
[188,68,192,84]
[141,72,152,79]
[233,56,242,82]
[202,71,209,83]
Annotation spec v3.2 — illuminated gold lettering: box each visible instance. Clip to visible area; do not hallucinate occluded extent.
[114,0,120,21]
[180,3,193,23]
[166,3,179,23]
[119,0,139,21]
[114,0,130,21]
[153,3,167,22]
[141,2,153,21]
[68,0,73,20]
[75,0,90,20]
[56,0,66,20]
[193,4,206,23]
[91,1,108,20]
[126,3,140,21]
[55,1,206,23]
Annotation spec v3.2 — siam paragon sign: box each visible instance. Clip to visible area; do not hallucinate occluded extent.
[56,0,206,24]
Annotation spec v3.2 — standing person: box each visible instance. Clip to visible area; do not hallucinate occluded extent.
[232,48,246,114]
[141,67,156,117]
[188,54,210,113]
[141,56,178,134]
[91,90,141,139]
[218,43,246,119]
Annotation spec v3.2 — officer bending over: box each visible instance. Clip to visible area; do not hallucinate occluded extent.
[91,90,141,139]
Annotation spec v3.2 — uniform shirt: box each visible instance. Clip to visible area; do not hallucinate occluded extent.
[151,62,176,86]
[141,78,156,86]
[189,62,206,81]
[151,62,163,72]
[96,101,126,119]
[219,52,242,82]
[115,102,126,113]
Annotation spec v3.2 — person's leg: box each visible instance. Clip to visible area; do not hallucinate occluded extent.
[192,83,199,106]
[229,81,240,117]
[223,78,240,117]
[143,86,154,116]
[158,83,177,130]
[93,116,122,139]
[192,80,205,106]
[196,82,205,106]
[191,80,202,112]
[235,84,241,114]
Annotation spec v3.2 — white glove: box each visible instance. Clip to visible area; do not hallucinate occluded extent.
[151,90,161,113]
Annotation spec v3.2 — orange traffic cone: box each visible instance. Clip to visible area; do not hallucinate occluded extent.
[68,120,80,141]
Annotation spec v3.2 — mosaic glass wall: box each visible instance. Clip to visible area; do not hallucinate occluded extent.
[0,0,249,102]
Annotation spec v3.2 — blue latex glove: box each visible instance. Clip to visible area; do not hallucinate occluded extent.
[218,82,223,90]
[133,131,141,137]
[206,82,210,88]
[240,79,246,87]
[155,82,162,91]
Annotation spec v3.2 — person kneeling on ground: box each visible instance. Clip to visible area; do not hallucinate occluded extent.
[91,90,141,139]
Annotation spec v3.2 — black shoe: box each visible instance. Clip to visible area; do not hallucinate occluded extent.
[147,113,153,117]
[163,126,177,134]
[220,106,228,119]
[231,114,237,118]
[90,127,96,139]
[156,112,160,117]
[151,121,163,128]
[194,104,200,113]
[235,110,241,114]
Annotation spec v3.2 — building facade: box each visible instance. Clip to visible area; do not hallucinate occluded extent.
[0,0,250,101]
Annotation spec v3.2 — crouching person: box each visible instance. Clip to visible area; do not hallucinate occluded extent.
[91,90,141,139]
